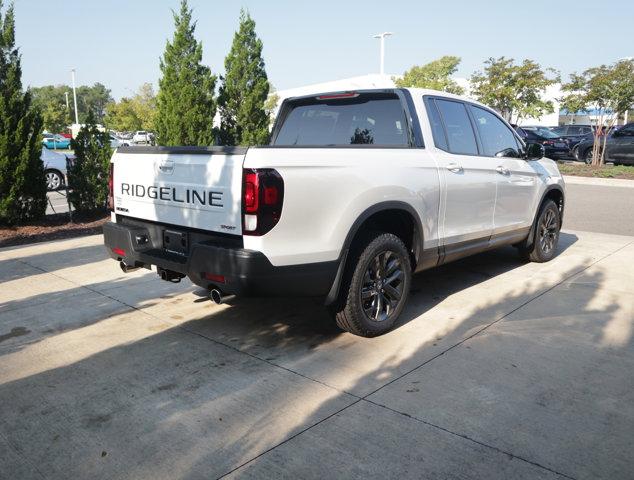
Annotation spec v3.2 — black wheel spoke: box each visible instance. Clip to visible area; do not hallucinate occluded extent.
[538,208,559,255]
[383,283,400,301]
[360,249,405,323]
[385,269,403,285]
[385,256,399,276]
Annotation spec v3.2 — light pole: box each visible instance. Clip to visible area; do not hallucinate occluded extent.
[70,68,79,125]
[372,32,393,75]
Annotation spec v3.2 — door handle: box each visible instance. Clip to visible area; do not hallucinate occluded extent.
[446,163,463,173]
[496,166,510,175]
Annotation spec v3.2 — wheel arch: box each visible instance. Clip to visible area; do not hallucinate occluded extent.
[324,201,424,305]
[525,184,565,249]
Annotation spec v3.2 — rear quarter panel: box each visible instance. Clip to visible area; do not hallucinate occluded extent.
[243,147,440,267]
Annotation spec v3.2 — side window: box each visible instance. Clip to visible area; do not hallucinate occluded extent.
[567,126,582,135]
[469,105,520,158]
[435,99,478,155]
[425,98,448,151]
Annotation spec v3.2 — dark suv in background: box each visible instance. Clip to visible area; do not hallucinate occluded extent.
[514,126,571,159]
[574,123,634,165]
[551,125,593,150]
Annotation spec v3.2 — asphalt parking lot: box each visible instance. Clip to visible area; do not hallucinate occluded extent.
[1,225,633,479]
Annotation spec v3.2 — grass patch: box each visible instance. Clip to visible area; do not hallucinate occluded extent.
[557,162,634,180]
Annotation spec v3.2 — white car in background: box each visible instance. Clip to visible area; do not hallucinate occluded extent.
[109,134,130,148]
[132,131,154,145]
[41,147,72,191]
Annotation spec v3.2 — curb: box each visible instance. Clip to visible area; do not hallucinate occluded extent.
[563,175,634,189]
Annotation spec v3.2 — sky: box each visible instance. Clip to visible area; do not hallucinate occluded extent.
[14,0,634,100]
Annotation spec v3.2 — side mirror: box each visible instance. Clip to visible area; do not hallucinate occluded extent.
[525,142,545,160]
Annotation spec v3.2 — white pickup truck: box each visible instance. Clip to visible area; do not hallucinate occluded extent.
[104,88,565,337]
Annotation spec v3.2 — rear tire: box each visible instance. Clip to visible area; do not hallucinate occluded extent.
[332,232,411,337]
[45,170,64,191]
[582,149,593,165]
[517,199,561,263]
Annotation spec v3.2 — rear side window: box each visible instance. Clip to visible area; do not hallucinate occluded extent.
[273,93,409,146]
[434,99,478,155]
[425,99,449,151]
[469,105,520,158]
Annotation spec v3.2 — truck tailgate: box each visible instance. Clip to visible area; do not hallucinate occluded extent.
[112,146,247,235]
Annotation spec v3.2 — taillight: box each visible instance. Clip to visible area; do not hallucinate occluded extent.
[107,162,114,210]
[316,92,359,100]
[242,168,284,236]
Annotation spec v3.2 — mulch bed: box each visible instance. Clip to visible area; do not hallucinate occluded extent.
[0,211,109,248]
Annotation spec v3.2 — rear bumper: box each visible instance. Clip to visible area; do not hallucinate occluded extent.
[103,220,338,297]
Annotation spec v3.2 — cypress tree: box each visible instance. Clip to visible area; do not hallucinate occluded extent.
[218,10,270,146]
[0,2,46,224]
[67,112,111,213]
[155,0,216,146]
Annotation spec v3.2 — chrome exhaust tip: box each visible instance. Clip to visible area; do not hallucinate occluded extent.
[210,289,236,305]
[120,261,140,273]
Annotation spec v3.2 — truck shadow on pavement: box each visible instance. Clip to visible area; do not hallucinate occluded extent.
[0,233,579,358]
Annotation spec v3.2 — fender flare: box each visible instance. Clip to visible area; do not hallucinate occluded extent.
[324,201,425,305]
[525,184,565,248]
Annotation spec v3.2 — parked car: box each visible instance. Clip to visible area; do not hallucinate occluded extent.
[515,126,570,159]
[42,134,71,150]
[551,125,593,137]
[574,123,634,165]
[104,88,565,337]
[118,131,134,140]
[109,134,130,148]
[550,125,593,150]
[41,147,70,190]
[132,131,154,145]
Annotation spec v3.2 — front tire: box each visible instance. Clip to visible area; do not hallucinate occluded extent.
[333,232,411,337]
[518,199,561,263]
[583,148,593,164]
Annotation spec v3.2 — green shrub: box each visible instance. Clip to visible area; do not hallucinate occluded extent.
[67,116,112,212]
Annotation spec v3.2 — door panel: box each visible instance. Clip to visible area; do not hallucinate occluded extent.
[608,126,634,163]
[494,158,540,233]
[467,104,540,235]
[428,97,497,245]
[436,150,497,243]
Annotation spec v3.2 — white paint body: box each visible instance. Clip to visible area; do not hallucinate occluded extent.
[111,88,565,267]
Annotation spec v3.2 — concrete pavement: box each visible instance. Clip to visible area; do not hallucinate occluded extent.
[0,230,633,479]
[563,183,634,236]
[45,191,71,216]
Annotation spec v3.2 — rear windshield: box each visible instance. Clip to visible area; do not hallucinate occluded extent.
[272,92,409,146]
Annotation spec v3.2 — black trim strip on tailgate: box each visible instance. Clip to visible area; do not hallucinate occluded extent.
[116,146,249,155]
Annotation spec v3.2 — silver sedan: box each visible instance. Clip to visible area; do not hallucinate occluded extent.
[41,147,72,191]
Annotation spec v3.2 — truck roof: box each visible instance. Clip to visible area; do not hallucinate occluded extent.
[282,87,488,110]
